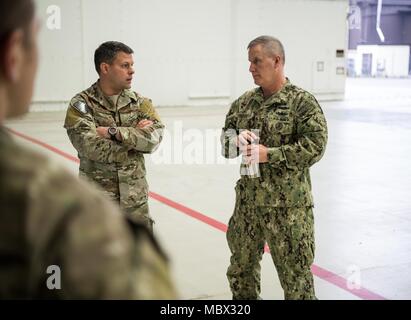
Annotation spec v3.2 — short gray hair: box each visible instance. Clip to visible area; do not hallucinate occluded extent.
[247,35,285,64]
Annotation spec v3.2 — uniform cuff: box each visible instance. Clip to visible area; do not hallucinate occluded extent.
[117,127,130,143]
[267,147,284,165]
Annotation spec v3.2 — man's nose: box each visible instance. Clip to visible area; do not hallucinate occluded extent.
[249,63,254,73]
[129,67,135,75]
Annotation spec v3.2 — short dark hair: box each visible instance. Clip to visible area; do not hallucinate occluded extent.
[0,0,35,48]
[248,35,285,64]
[94,41,134,75]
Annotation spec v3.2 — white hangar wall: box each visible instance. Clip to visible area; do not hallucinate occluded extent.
[33,0,348,110]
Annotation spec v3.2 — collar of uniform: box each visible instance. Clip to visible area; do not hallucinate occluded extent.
[117,89,139,109]
[86,81,110,109]
[86,82,138,112]
[256,77,291,106]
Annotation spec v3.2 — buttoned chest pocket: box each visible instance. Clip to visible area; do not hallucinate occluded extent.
[92,109,115,127]
[119,107,146,127]
[264,110,294,146]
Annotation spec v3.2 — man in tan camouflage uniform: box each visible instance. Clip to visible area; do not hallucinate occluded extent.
[64,41,163,231]
[0,0,176,299]
[221,36,328,299]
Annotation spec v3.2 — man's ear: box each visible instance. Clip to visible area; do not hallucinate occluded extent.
[274,55,281,68]
[1,29,24,83]
[100,62,109,75]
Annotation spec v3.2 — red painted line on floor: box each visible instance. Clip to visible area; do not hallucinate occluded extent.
[310,265,386,300]
[7,128,80,163]
[149,191,228,233]
[8,127,387,300]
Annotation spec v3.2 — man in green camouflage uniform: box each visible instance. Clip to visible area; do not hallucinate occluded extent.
[221,36,328,299]
[64,41,163,230]
[0,0,176,299]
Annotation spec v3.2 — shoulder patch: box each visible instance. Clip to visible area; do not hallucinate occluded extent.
[72,100,89,114]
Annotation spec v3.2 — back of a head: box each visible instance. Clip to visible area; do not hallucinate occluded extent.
[0,0,36,120]
[248,35,286,65]
[0,0,35,65]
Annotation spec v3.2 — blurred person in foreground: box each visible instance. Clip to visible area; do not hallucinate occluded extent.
[0,0,176,299]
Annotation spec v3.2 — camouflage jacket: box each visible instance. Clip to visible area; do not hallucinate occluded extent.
[0,127,176,299]
[221,79,328,207]
[64,82,164,203]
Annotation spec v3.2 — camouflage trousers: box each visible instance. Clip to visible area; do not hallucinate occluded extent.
[80,171,153,232]
[226,200,316,300]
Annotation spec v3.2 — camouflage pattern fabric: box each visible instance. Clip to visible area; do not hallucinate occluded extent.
[227,195,316,299]
[221,79,327,300]
[64,82,164,230]
[0,127,176,299]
